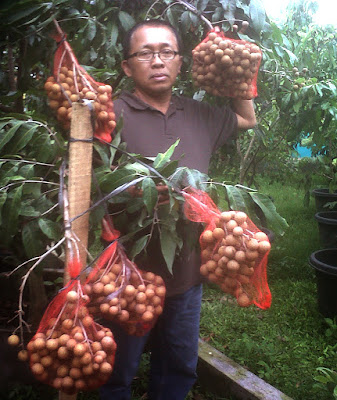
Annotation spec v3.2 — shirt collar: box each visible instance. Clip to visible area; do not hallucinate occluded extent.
[119,90,184,113]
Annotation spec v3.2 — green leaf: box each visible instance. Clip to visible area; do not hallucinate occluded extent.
[38,218,61,241]
[160,226,177,274]
[7,4,46,24]
[7,185,22,238]
[125,162,150,176]
[283,48,298,64]
[129,234,150,259]
[118,11,135,31]
[282,92,292,108]
[0,191,7,224]
[157,159,179,178]
[180,11,191,34]
[94,142,110,166]
[153,139,180,170]
[0,119,12,130]
[19,163,34,179]
[110,130,122,164]
[249,0,266,32]
[169,167,208,190]
[22,220,44,259]
[126,197,144,214]
[198,0,210,12]
[99,169,136,192]
[293,99,302,113]
[0,120,26,152]
[87,19,97,41]
[110,23,119,46]
[224,184,247,211]
[142,177,158,214]
[20,204,40,217]
[249,192,288,236]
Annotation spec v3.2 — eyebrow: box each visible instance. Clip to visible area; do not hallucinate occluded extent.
[140,43,174,50]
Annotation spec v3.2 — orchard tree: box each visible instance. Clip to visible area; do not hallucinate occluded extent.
[232,0,337,193]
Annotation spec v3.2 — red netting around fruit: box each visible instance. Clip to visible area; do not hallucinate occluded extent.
[183,188,271,310]
[44,26,116,142]
[83,216,166,336]
[26,255,117,393]
[191,27,262,99]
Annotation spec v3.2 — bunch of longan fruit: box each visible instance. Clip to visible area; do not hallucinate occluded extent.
[199,210,271,307]
[192,30,262,99]
[8,287,117,394]
[44,64,116,141]
[29,288,116,394]
[84,260,166,336]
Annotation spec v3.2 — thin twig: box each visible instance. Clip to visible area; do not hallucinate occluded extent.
[0,158,55,167]
[0,179,59,192]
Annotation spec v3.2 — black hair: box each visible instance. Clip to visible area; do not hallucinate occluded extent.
[122,19,183,60]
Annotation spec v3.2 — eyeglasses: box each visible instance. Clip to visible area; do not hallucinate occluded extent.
[127,49,179,62]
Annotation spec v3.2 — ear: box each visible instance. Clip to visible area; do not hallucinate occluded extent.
[121,60,132,77]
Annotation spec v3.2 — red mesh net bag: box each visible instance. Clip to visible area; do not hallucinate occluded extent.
[44,24,116,142]
[26,256,117,394]
[84,216,166,336]
[182,188,272,309]
[191,27,262,99]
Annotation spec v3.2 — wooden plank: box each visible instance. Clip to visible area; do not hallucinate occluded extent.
[60,102,93,400]
[197,339,293,400]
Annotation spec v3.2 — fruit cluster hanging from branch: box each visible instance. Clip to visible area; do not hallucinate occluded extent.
[192,27,262,99]
[44,20,116,142]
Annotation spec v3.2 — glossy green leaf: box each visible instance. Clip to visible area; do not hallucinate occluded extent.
[118,11,135,31]
[198,0,210,12]
[22,220,44,259]
[110,23,119,47]
[153,140,180,170]
[126,197,144,214]
[5,122,38,154]
[129,234,150,259]
[0,120,26,152]
[142,177,158,214]
[7,4,46,24]
[224,184,247,211]
[87,19,97,41]
[38,218,61,241]
[7,185,23,239]
[0,191,7,224]
[160,226,178,274]
[249,192,289,236]
[99,169,136,192]
[157,160,179,179]
[18,163,34,179]
[169,167,208,190]
[249,0,266,32]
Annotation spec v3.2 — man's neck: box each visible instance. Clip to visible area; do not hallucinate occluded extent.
[133,88,172,114]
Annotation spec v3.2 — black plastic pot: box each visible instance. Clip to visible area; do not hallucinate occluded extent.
[309,248,337,318]
[312,188,337,212]
[314,211,337,248]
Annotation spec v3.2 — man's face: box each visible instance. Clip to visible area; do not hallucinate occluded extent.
[122,26,182,97]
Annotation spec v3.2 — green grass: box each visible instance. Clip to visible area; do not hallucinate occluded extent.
[200,180,337,400]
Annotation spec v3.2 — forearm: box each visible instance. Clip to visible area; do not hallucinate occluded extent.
[231,98,257,131]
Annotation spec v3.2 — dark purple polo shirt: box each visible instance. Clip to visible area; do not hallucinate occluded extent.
[113,91,238,296]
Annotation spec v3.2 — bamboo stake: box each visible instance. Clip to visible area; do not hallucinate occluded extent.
[59,102,93,400]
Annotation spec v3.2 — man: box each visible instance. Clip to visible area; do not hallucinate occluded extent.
[100,19,256,400]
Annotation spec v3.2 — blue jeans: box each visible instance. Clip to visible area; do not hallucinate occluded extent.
[100,284,203,400]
